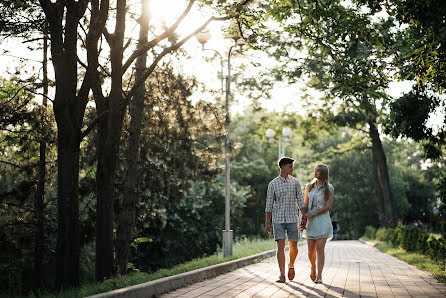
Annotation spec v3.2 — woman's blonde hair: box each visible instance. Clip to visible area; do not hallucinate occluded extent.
[307,164,330,201]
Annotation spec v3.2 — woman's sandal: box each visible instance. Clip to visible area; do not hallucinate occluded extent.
[276,274,286,283]
[310,266,316,282]
[315,277,323,284]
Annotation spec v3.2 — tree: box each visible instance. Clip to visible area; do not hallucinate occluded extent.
[120,65,225,273]
[0,1,50,290]
[90,0,235,280]
[37,0,108,288]
[0,78,57,293]
[358,0,446,218]
[261,0,397,226]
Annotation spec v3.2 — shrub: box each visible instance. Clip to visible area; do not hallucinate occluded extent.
[375,223,446,269]
[376,227,388,241]
[363,226,377,240]
[415,229,429,254]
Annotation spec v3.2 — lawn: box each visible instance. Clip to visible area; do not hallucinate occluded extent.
[371,240,446,284]
[30,238,277,298]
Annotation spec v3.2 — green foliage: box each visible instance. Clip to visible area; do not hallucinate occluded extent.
[0,0,45,36]
[35,238,275,298]
[437,175,446,215]
[375,241,446,283]
[0,79,57,293]
[366,223,446,268]
[363,226,377,240]
[375,227,388,241]
[129,179,250,273]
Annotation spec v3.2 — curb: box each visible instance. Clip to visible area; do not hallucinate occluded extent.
[358,238,376,247]
[86,248,279,298]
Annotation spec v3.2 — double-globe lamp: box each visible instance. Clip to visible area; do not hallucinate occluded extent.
[195,27,245,258]
[266,127,293,160]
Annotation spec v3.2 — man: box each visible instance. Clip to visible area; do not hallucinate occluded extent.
[265,157,307,283]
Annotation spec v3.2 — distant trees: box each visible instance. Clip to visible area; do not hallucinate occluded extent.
[0,79,57,292]
[256,0,398,226]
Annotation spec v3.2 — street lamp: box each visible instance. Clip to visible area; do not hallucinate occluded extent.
[265,127,293,160]
[196,27,246,258]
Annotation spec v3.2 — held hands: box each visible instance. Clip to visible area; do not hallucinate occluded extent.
[302,212,313,220]
[299,218,307,231]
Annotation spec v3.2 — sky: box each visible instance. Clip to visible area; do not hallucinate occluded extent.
[0,0,443,131]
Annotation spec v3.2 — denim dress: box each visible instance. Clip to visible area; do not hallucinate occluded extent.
[306,184,333,239]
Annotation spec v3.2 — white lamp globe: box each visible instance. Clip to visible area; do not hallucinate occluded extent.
[265,128,275,140]
[196,29,211,45]
[282,127,292,141]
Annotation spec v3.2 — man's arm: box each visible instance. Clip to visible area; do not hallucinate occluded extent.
[265,212,272,236]
[265,182,274,236]
[296,180,307,215]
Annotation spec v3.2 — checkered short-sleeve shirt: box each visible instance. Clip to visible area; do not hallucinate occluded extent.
[265,175,305,223]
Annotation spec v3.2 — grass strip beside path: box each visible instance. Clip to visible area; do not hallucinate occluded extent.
[372,241,446,284]
[42,238,276,298]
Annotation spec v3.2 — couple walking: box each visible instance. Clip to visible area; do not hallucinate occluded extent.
[265,157,334,284]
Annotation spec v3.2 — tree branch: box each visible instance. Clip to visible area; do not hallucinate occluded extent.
[80,110,109,140]
[122,0,196,72]
[0,160,22,168]
[127,16,230,100]
[24,88,54,103]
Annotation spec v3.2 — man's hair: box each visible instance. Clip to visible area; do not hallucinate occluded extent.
[278,157,294,168]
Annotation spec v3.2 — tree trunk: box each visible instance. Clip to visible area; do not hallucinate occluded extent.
[369,121,395,227]
[33,31,48,291]
[95,0,127,281]
[39,0,109,288]
[116,0,149,275]
[55,127,81,288]
[40,0,91,289]
[95,125,116,280]
[52,39,83,290]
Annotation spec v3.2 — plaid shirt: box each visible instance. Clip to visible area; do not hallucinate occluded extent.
[265,175,305,223]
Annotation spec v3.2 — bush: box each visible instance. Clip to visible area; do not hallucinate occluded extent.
[415,229,429,254]
[374,223,446,269]
[375,227,388,241]
[363,226,377,240]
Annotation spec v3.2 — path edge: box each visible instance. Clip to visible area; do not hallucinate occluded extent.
[358,237,377,247]
[86,248,279,298]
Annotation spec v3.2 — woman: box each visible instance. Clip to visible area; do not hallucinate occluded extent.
[302,164,334,284]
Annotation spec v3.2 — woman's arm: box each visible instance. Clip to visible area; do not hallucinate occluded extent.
[304,185,309,209]
[300,186,310,229]
[305,190,334,219]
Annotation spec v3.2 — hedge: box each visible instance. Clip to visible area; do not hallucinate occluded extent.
[365,222,446,268]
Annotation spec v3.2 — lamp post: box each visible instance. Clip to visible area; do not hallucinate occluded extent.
[265,127,293,160]
[196,28,246,258]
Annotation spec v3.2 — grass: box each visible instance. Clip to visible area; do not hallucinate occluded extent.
[18,238,276,298]
[371,240,446,284]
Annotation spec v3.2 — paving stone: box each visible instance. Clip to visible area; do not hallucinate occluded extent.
[160,240,445,298]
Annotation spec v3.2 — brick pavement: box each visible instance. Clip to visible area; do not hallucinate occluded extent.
[160,240,446,298]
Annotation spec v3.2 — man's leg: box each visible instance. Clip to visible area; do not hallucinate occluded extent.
[288,240,298,267]
[288,240,298,280]
[276,239,286,279]
[273,223,286,282]
[307,239,317,281]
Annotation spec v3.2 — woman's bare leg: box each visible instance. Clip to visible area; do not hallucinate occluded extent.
[316,238,328,280]
[307,239,317,281]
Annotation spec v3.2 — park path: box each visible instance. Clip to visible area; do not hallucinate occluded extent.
[160,240,445,298]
